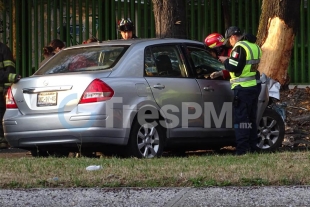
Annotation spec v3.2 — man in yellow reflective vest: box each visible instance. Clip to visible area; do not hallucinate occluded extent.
[218,26,262,155]
[0,41,21,148]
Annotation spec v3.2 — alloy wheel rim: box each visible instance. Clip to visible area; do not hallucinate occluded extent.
[137,123,160,158]
[257,116,280,149]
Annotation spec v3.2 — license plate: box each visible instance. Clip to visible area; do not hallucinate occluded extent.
[37,92,57,106]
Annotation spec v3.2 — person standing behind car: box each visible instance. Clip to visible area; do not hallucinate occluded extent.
[118,18,138,40]
[39,46,54,68]
[82,37,97,44]
[205,33,232,79]
[218,26,262,155]
[49,39,65,54]
[39,39,64,69]
[0,41,21,148]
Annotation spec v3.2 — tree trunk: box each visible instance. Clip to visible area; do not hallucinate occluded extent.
[256,0,301,86]
[152,0,187,38]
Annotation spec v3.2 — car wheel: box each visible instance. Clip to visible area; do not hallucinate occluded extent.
[257,108,285,151]
[128,119,165,158]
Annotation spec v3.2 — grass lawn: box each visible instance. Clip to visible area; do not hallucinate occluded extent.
[0,150,309,188]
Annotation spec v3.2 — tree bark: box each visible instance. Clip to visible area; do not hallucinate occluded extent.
[256,0,301,86]
[152,0,187,38]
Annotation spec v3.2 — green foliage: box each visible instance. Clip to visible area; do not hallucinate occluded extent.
[190,178,233,187]
[239,177,269,186]
[7,181,20,188]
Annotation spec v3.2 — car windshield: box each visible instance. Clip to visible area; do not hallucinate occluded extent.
[35,46,128,75]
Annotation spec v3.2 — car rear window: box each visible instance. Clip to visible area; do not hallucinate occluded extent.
[35,46,128,75]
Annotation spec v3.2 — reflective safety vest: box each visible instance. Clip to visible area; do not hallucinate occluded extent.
[229,40,262,89]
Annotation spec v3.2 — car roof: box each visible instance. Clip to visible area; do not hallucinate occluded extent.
[65,38,204,50]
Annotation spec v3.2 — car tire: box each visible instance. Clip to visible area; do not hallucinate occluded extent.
[257,108,285,151]
[128,119,165,158]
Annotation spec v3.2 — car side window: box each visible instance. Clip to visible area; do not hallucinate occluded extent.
[144,45,186,77]
[186,46,224,79]
[144,48,158,76]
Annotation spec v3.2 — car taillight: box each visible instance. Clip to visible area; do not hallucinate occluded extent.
[79,79,114,104]
[6,87,18,108]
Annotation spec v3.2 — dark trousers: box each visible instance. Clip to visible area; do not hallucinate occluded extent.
[0,107,4,138]
[233,84,261,155]
[0,94,5,140]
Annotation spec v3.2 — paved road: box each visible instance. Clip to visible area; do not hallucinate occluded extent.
[1,186,310,206]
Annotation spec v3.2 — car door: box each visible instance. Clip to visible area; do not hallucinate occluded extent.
[185,45,235,136]
[144,44,204,138]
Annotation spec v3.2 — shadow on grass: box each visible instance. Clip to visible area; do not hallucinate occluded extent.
[1,144,309,159]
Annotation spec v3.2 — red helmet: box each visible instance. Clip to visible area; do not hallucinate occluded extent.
[204,33,225,48]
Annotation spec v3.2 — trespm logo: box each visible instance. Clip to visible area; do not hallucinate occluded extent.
[234,123,252,129]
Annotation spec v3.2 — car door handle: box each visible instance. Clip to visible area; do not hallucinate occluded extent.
[153,84,165,89]
[203,86,214,92]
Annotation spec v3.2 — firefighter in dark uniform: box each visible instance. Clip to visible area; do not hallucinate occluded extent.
[218,26,262,155]
[0,42,21,148]
[118,18,138,40]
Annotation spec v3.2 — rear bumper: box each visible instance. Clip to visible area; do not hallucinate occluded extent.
[4,127,128,147]
[3,107,134,147]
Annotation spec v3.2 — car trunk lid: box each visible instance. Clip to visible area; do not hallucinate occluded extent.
[10,72,111,115]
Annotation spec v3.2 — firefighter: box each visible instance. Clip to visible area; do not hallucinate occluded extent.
[218,26,262,155]
[204,32,232,58]
[118,18,138,40]
[204,33,232,79]
[0,41,21,148]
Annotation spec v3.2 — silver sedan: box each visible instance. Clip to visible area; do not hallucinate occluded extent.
[3,38,285,158]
